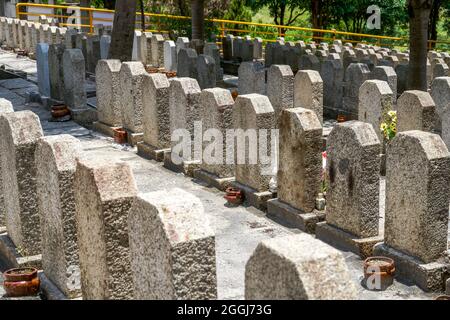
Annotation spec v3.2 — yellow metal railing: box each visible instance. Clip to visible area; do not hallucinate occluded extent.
[15,2,450,50]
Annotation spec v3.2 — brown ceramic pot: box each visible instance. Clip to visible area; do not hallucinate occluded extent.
[3,268,40,297]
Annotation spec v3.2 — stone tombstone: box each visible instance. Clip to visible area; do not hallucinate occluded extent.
[253,38,263,60]
[86,35,101,73]
[169,78,202,162]
[74,157,138,300]
[0,99,14,229]
[343,63,371,118]
[18,20,27,49]
[0,111,44,255]
[321,54,344,117]
[358,80,394,142]
[286,46,301,73]
[64,28,77,49]
[199,88,235,179]
[36,135,82,298]
[56,27,67,47]
[119,62,147,135]
[128,189,217,300]
[48,44,66,101]
[177,48,198,79]
[245,234,357,300]
[294,70,324,125]
[371,66,397,103]
[343,49,358,70]
[204,42,223,81]
[433,62,449,78]
[196,54,216,89]
[299,54,320,72]
[276,108,322,212]
[320,122,380,239]
[267,65,294,124]
[176,37,190,55]
[75,33,88,61]
[47,26,58,45]
[62,49,87,110]
[137,31,148,64]
[233,36,243,60]
[143,32,153,64]
[397,90,435,133]
[233,94,276,192]
[100,35,111,60]
[96,59,122,127]
[141,73,171,151]
[151,34,165,67]
[238,61,266,95]
[163,40,177,71]
[264,42,275,67]
[132,30,141,61]
[431,77,450,148]
[395,64,409,95]
[36,43,51,97]
[241,38,254,62]
[381,131,450,264]
[222,34,234,61]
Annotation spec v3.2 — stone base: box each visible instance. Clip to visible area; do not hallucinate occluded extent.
[69,107,98,128]
[163,152,201,177]
[446,278,450,295]
[137,142,170,162]
[125,130,143,147]
[221,60,240,76]
[373,243,449,292]
[230,181,275,211]
[267,199,325,234]
[38,272,82,300]
[0,232,42,270]
[92,121,120,138]
[193,169,235,192]
[316,222,383,258]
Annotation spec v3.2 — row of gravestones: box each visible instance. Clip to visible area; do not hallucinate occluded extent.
[0,97,364,300]
[97,55,450,292]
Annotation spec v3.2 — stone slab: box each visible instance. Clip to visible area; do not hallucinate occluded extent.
[193,169,235,192]
[267,199,325,234]
[230,181,275,212]
[136,142,170,162]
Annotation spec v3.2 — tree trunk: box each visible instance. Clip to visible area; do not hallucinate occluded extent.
[191,0,205,53]
[407,0,433,91]
[311,0,323,41]
[108,0,137,62]
[428,0,441,49]
[140,0,145,32]
[80,0,90,32]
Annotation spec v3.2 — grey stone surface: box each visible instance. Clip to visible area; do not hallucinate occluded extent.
[267,65,294,124]
[384,131,450,264]
[100,35,111,60]
[431,77,450,149]
[277,108,322,212]
[132,30,141,61]
[36,135,82,299]
[196,54,216,89]
[343,63,371,118]
[119,62,147,134]
[395,64,409,95]
[141,73,171,150]
[371,66,397,103]
[64,29,77,49]
[199,88,235,179]
[204,42,222,81]
[294,70,323,124]
[299,54,320,72]
[238,61,266,95]
[0,99,14,229]
[253,38,263,60]
[177,48,198,78]
[397,90,435,133]
[36,43,50,97]
[163,40,176,71]
[151,34,165,68]
[48,43,66,101]
[74,157,137,300]
[325,121,380,237]
[176,37,190,55]
[86,35,100,74]
[321,54,344,116]
[245,234,357,300]
[233,94,276,192]
[95,59,122,127]
[62,49,87,111]
[0,111,43,256]
[358,80,394,142]
[223,35,234,61]
[128,189,217,299]
[169,77,202,162]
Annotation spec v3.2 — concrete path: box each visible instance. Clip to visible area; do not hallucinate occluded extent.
[0,50,440,300]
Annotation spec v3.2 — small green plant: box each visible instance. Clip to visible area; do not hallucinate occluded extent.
[380,110,397,141]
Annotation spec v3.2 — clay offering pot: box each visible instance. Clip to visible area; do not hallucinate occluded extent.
[363,256,395,291]
[224,187,244,206]
[3,267,40,297]
[113,128,128,145]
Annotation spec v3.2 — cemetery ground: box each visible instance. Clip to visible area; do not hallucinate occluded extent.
[0,49,444,301]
